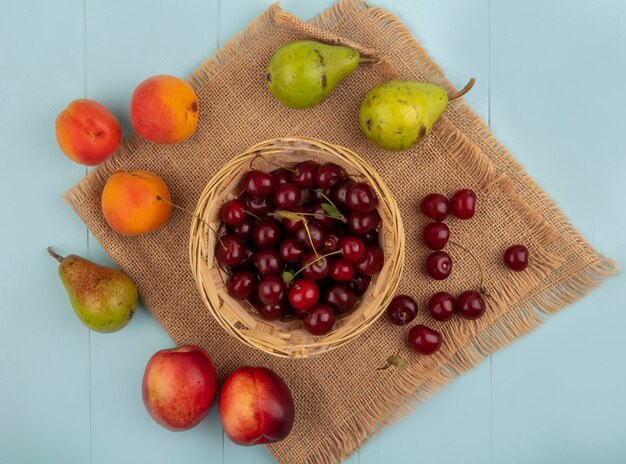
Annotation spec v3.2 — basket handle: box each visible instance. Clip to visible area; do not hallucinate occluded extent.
[273,6,399,80]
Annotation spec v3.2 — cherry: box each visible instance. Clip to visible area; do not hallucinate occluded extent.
[243,193,273,216]
[311,187,333,203]
[304,304,336,335]
[295,221,325,251]
[386,295,418,326]
[423,222,450,251]
[329,258,355,282]
[346,182,379,213]
[253,219,281,248]
[322,283,357,314]
[407,325,442,355]
[226,270,258,300]
[428,292,455,322]
[338,236,365,262]
[361,230,379,245]
[257,275,287,305]
[220,199,246,226]
[278,237,306,263]
[355,245,384,276]
[271,168,291,186]
[347,211,381,235]
[332,178,355,211]
[316,162,345,188]
[288,278,319,311]
[322,231,341,253]
[347,275,371,295]
[503,244,529,271]
[280,205,305,233]
[425,251,452,280]
[257,300,288,321]
[451,189,477,219]
[244,170,274,198]
[290,161,319,188]
[215,234,245,267]
[228,216,255,242]
[291,306,309,320]
[233,245,255,271]
[309,201,337,228]
[456,291,486,320]
[253,248,283,276]
[301,252,331,281]
[274,183,301,209]
[420,194,449,222]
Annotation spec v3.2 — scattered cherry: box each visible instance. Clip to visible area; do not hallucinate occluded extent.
[257,275,286,305]
[428,292,455,322]
[425,251,452,280]
[456,290,486,320]
[423,222,450,251]
[216,234,245,267]
[347,211,381,235]
[257,301,288,321]
[339,236,365,262]
[274,183,301,209]
[451,189,477,219]
[503,244,529,271]
[253,248,283,276]
[288,278,320,311]
[221,199,246,226]
[226,270,258,300]
[329,258,355,282]
[301,252,331,281]
[278,237,306,263]
[322,283,357,314]
[347,182,379,213]
[253,219,281,248]
[244,170,274,198]
[316,162,345,189]
[386,295,418,326]
[304,304,336,335]
[420,194,449,222]
[408,325,442,355]
[355,245,384,276]
[290,161,319,188]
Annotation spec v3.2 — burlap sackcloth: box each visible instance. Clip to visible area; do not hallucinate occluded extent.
[65,1,618,463]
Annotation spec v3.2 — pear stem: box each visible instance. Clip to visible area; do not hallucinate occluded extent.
[448,78,476,101]
[47,247,64,263]
[359,57,379,64]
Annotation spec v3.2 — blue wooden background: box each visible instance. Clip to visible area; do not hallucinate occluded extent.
[1,1,624,463]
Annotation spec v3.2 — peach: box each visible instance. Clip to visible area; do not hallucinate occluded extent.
[130,75,199,144]
[101,170,171,236]
[55,99,122,166]
[142,345,218,431]
[219,366,295,446]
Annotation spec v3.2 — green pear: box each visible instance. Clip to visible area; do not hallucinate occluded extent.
[267,40,360,109]
[359,78,475,151]
[48,247,138,333]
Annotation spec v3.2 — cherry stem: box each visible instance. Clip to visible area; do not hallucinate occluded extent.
[250,153,298,174]
[292,249,343,279]
[312,190,347,223]
[378,313,410,370]
[156,196,227,250]
[302,220,318,256]
[47,247,64,263]
[448,239,487,294]
[242,209,261,221]
[448,78,476,101]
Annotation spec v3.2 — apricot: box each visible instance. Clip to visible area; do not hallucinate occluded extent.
[101,170,172,236]
[55,99,122,166]
[130,75,199,144]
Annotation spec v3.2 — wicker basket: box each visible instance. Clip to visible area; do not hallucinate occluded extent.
[189,137,404,358]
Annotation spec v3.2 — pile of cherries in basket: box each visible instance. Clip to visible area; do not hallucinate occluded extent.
[216,160,384,336]
[385,188,530,360]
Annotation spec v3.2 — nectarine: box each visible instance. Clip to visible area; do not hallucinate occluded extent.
[101,170,171,236]
[55,99,122,166]
[130,75,199,144]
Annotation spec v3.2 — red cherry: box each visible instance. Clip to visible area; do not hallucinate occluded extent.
[423,222,450,251]
[347,211,381,235]
[295,221,325,250]
[308,201,337,228]
[451,189,477,219]
[425,251,452,280]
[304,304,336,335]
[300,252,330,282]
[220,199,246,226]
[456,291,486,320]
[226,271,257,300]
[271,168,291,186]
[420,194,449,222]
[256,300,288,321]
[253,248,283,276]
[228,217,255,242]
[257,275,286,306]
[311,187,333,203]
[503,244,529,271]
[338,236,365,262]
[215,234,245,267]
[290,161,319,188]
[386,295,418,326]
[316,163,346,189]
[408,325,442,355]
[243,193,273,216]
[355,245,384,276]
[347,275,371,295]
[279,238,306,263]
[244,170,274,198]
[252,219,281,248]
[322,231,341,253]
[274,183,301,209]
[288,279,319,311]
[291,305,309,320]
[361,230,379,245]
[279,205,305,233]
[329,258,355,282]
[332,178,355,210]
[232,245,255,271]
[322,283,357,314]
[427,292,455,322]
[346,182,379,213]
